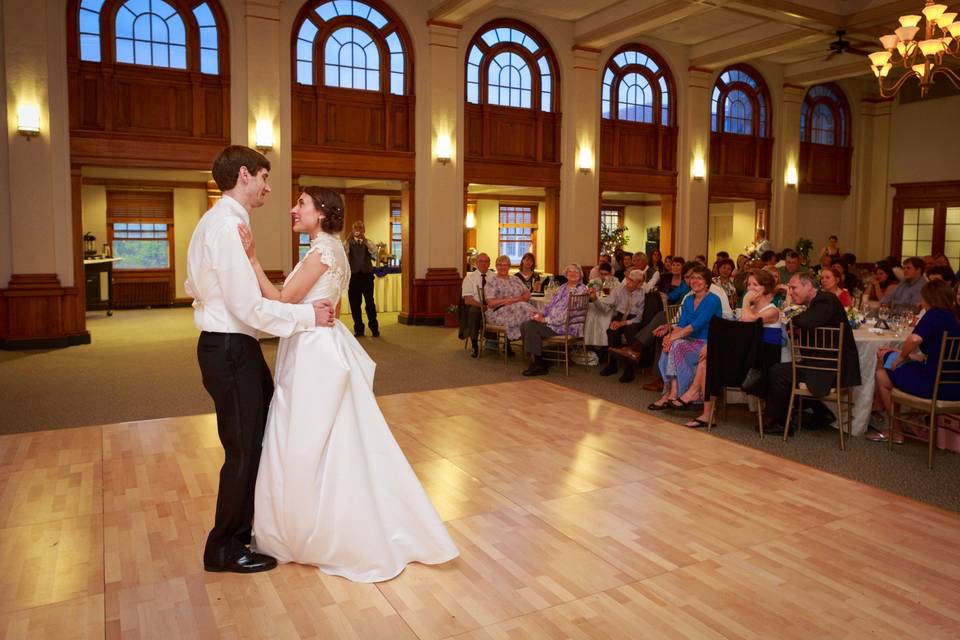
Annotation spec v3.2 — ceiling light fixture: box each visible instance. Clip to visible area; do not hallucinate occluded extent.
[869,1,960,97]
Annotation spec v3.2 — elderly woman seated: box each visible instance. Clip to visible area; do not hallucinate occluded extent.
[868,280,960,443]
[647,265,723,409]
[484,255,539,353]
[520,264,589,376]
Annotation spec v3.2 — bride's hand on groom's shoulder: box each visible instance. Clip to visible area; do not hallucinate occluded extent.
[238,224,257,262]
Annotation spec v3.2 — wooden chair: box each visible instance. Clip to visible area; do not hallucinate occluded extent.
[541,292,591,375]
[665,303,682,327]
[704,318,765,437]
[889,332,960,469]
[783,324,853,450]
[462,286,487,358]
[483,319,519,363]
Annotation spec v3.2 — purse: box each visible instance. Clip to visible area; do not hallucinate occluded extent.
[741,367,765,395]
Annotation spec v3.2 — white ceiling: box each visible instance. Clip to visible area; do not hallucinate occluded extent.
[430,0,935,85]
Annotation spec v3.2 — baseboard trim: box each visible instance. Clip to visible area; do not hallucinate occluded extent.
[0,331,91,350]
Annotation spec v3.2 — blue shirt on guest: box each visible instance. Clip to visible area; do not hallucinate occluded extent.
[666,281,690,303]
[677,291,722,341]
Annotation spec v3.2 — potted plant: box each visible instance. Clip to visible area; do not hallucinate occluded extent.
[444,304,459,328]
[795,237,814,265]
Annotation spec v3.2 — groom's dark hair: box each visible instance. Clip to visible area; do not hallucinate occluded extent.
[212,145,271,191]
[303,187,345,233]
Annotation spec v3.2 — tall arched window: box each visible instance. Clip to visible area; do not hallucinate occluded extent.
[77,0,223,74]
[466,22,558,112]
[711,65,770,137]
[801,83,850,147]
[294,0,410,95]
[601,45,674,126]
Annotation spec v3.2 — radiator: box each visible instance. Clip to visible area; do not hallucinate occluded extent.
[114,280,172,308]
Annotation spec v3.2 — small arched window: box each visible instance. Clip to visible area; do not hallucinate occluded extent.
[77,0,222,74]
[295,0,409,95]
[601,46,674,125]
[466,22,558,112]
[711,66,770,137]
[801,83,850,147]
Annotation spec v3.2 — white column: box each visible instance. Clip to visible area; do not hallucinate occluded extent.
[852,98,893,260]
[675,67,712,258]
[560,46,601,268]
[244,0,291,272]
[771,84,804,249]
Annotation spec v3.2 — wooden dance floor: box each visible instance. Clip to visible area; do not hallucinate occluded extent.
[2,380,960,639]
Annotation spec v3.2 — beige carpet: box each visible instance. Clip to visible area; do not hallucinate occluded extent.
[1,306,958,512]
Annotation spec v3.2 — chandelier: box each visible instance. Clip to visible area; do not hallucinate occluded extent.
[867,1,960,97]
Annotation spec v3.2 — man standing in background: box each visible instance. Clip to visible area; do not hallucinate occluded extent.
[345,220,380,337]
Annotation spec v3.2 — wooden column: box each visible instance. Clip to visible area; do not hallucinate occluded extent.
[660,193,675,256]
[400,180,414,319]
[343,190,365,236]
[544,187,559,274]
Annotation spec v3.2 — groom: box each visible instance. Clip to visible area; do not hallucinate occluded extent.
[186,145,335,573]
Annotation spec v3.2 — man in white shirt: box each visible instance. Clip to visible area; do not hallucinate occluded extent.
[459,253,491,357]
[185,145,334,574]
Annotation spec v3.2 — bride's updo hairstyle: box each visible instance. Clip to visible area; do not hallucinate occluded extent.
[302,187,345,233]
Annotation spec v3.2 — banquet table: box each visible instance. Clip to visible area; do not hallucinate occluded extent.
[847,325,905,436]
[339,272,402,313]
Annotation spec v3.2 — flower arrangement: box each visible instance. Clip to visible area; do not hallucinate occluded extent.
[781,304,806,322]
[846,307,866,330]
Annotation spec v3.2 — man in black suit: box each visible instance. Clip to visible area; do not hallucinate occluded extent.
[763,271,861,435]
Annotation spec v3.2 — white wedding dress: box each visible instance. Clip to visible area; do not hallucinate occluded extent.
[252,232,458,582]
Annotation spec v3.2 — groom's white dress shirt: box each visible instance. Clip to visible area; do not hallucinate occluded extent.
[185,195,314,339]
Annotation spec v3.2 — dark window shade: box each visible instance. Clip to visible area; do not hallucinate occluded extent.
[106,190,174,222]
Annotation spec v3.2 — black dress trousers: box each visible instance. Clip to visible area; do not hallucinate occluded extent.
[197,331,274,566]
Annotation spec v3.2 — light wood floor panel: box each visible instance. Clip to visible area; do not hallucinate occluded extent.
[0,514,103,613]
[1,380,959,639]
[0,595,105,640]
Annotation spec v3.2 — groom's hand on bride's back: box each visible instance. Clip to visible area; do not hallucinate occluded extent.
[313,300,335,326]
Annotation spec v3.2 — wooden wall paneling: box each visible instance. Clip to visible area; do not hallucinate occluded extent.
[292,149,415,181]
[343,190,365,238]
[544,188,559,275]
[402,268,462,325]
[798,144,852,195]
[0,275,90,349]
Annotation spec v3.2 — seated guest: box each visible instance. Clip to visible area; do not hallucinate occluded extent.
[648,249,667,278]
[735,254,750,274]
[762,272,861,435]
[608,291,666,383]
[933,252,953,272]
[593,269,647,382]
[867,262,899,301]
[814,253,833,275]
[647,266,723,409]
[882,257,925,308]
[587,254,612,281]
[883,255,905,281]
[760,250,778,268]
[592,261,619,291]
[664,259,695,304]
[819,265,853,308]
[486,255,539,351]
[712,258,738,309]
[679,269,783,428]
[693,254,708,266]
[926,264,956,286]
[514,252,542,292]
[832,255,861,293]
[778,250,806,285]
[521,264,589,376]
[614,252,633,280]
[869,280,960,442]
[711,251,730,277]
[460,253,492,357]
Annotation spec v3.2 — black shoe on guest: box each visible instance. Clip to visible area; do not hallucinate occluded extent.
[599,361,618,376]
[618,370,636,383]
[522,364,549,376]
[371,329,380,337]
[204,550,278,574]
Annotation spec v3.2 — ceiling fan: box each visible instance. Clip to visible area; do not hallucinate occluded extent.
[824,29,872,61]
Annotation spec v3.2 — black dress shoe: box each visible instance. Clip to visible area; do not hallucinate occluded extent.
[599,362,618,376]
[371,330,380,337]
[205,550,278,574]
[522,364,549,376]
[355,331,365,338]
[618,370,636,383]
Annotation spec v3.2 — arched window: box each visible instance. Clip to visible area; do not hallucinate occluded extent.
[77,0,222,74]
[294,0,409,96]
[601,45,674,126]
[466,22,558,112]
[800,83,850,147]
[711,66,770,137]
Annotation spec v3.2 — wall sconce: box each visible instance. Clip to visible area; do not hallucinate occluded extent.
[254,119,273,152]
[577,146,593,174]
[785,164,799,188]
[692,156,706,181]
[435,133,452,165]
[465,211,476,229]
[17,104,41,139]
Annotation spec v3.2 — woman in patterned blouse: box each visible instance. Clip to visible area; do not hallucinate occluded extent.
[520,264,590,376]
[485,255,539,344]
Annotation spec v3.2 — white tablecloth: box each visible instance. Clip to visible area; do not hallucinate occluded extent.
[339,273,402,313]
[848,326,904,436]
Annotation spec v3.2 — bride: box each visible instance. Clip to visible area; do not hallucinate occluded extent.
[237,186,458,582]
